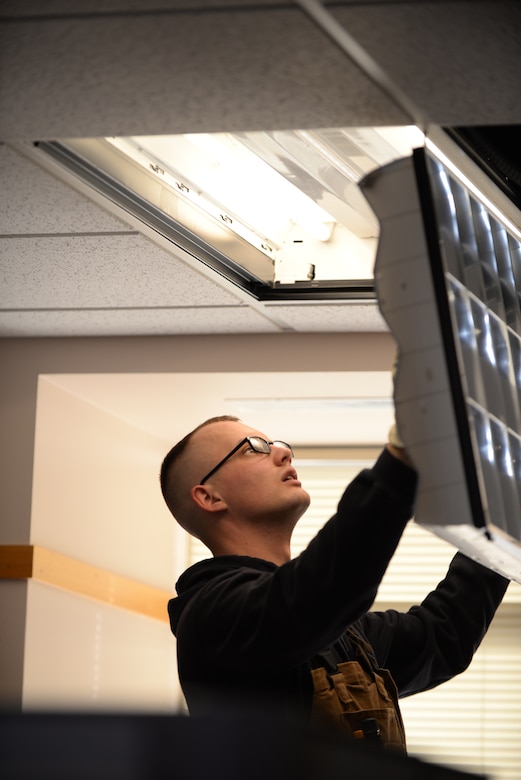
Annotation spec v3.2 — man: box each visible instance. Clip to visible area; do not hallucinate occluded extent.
[160,414,508,752]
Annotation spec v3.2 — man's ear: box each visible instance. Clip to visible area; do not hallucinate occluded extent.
[191,484,228,513]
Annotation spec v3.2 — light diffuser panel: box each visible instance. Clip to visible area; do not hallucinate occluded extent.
[361,143,521,583]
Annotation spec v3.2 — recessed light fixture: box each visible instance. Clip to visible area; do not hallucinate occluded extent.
[35,126,424,299]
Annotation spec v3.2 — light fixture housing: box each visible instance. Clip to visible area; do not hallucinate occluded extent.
[34,127,424,301]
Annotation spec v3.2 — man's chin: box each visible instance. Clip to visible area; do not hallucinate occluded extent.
[293,490,311,516]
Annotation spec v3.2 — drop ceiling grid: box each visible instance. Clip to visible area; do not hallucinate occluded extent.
[1,141,389,337]
[0,144,277,335]
[0,140,381,337]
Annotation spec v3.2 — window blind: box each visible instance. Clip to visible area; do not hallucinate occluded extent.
[400,607,521,780]
[186,455,521,780]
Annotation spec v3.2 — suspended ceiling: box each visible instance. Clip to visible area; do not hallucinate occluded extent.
[2,0,521,339]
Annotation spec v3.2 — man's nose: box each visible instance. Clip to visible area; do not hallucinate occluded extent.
[272,443,292,462]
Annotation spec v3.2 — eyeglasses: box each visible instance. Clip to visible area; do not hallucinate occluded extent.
[200,436,294,485]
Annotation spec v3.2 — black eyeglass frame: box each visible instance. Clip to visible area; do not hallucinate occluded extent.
[199,436,293,485]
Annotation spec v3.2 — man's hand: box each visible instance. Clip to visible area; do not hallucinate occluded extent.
[386,441,415,470]
[388,421,405,449]
[387,350,415,469]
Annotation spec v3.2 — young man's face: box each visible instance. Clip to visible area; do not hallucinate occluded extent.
[193,419,311,524]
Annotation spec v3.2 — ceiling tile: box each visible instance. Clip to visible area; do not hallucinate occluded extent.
[331,3,521,125]
[1,145,131,235]
[264,302,388,332]
[0,0,288,16]
[0,8,407,139]
[0,306,280,337]
[0,233,245,308]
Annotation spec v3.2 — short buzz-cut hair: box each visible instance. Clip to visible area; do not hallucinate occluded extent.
[159,415,239,520]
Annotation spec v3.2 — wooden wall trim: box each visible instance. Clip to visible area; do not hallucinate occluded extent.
[0,545,171,623]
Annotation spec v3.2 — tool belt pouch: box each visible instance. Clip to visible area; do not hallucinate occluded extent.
[310,655,407,753]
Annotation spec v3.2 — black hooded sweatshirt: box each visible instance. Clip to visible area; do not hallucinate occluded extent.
[168,448,508,721]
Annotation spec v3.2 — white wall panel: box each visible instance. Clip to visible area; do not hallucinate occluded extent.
[23,581,180,712]
[31,376,179,590]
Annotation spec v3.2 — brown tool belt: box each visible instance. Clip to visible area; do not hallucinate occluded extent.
[309,631,407,753]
